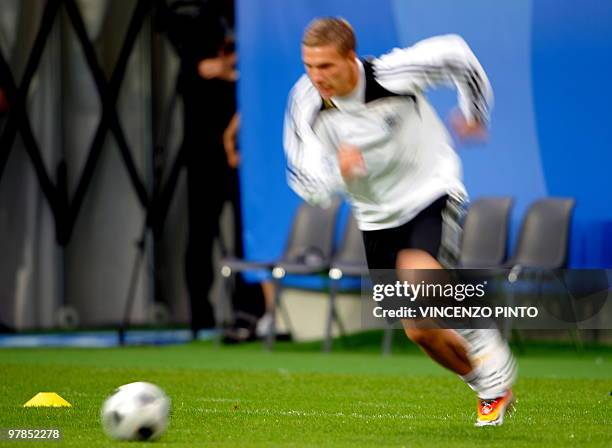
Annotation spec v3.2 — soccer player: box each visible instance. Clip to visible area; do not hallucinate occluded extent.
[283,17,516,426]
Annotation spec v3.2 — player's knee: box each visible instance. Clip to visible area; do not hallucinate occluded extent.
[404,327,438,349]
[396,249,441,270]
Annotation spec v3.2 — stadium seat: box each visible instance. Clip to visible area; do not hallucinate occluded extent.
[506,198,575,270]
[220,199,341,349]
[459,197,514,268]
[324,213,369,352]
[503,197,576,340]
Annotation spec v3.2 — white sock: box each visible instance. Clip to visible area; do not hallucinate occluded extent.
[456,328,517,399]
[460,363,483,394]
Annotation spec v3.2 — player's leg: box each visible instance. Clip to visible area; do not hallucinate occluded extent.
[185,160,222,338]
[402,326,473,375]
[459,328,517,426]
[397,247,516,426]
[255,281,276,338]
[398,197,517,426]
[396,248,473,376]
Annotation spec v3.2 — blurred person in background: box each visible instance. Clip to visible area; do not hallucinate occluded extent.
[159,0,265,341]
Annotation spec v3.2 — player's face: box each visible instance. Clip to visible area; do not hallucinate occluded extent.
[302,44,357,99]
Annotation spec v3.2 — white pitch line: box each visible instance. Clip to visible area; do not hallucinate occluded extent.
[193,407,426,421]
[199,398,243,403]
[197,397,413,410]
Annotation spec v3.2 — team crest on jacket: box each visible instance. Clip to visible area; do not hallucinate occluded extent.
[383,113,399,130]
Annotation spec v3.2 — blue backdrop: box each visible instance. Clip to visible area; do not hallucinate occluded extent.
[236,0,612,274]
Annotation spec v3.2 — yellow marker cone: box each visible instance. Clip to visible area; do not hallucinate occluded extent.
[23,392,72,408]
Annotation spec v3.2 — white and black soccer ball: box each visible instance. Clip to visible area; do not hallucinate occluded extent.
[101,382,170,441]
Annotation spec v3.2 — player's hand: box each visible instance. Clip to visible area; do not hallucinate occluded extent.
[337,143,366,180]
[223,113,240,168]
[197,52,238,81]
[450,109,488,142]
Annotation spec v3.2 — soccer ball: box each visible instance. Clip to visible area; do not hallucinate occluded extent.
[101,382,170,441]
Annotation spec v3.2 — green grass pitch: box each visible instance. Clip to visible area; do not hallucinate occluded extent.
[1,335,611,447]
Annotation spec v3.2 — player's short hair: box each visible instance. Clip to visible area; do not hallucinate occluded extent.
[302,17,356,56]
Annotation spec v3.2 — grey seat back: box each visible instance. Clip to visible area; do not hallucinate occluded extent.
[333,213,367,265]
[460,197,513,268]
[282,199,341,265]
[509,198,575,268]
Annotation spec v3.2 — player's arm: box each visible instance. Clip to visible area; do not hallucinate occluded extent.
[373,34,493,132]
[283,80,343,207]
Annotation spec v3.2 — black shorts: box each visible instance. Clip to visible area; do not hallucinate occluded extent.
[361,195,465,270]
